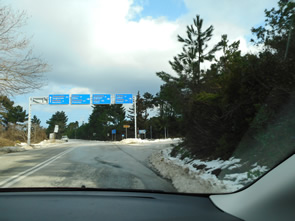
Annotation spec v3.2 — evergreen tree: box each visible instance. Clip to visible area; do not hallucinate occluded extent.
[31,115,41,125]
[66,121,79,138]
[251,0,295,60]
[156,15,222,154]
[0,96,27,129]
[157,15,221,91]
[88,104,125,140]
[0,96,14,127]
[7,105,27,124]
[127,91,155,134]
[46,111,68,139]
[31,115,45,143]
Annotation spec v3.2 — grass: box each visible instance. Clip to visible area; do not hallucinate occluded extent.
[0,137,15,148]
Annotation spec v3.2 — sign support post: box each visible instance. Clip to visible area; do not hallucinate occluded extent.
[150,126,152,139]
[123,125,130,139]
[27,98,32,145]
[164,127,167,139]
[134,96,137,139]
[27,97,48,145]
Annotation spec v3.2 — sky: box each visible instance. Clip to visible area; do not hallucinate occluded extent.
[2,0,279,127]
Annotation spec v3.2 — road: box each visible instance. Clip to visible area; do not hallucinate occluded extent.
[0,140,175,192]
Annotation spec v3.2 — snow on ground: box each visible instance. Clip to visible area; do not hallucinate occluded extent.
[149,146,269,193]
[31,139,65,148]
[115,138,181,145]
[0,145,32,153]
[0,139,67,154]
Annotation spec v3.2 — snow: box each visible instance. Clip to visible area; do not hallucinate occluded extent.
[228,164,242,170]
[0,145,31,153]
[0,139,68,154]
[149,146,269,193]
[250,165,268,173]
[224,173,249,183]
[115,138,182,145]
[31,139,65,148]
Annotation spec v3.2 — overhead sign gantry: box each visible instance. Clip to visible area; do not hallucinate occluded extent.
[27,93,137,145]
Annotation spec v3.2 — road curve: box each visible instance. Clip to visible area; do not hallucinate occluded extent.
[0,140,175,192]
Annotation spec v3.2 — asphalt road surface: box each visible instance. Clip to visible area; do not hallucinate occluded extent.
[0,140,176,192]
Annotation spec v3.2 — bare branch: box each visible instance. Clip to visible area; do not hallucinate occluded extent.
[0,5,48,96]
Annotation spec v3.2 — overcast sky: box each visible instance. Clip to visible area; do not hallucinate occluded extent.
[3,0,278,127]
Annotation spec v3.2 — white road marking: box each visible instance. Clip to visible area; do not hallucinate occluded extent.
[0,147,77,188]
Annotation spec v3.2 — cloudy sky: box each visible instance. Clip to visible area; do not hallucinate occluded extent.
[4,0,278,127]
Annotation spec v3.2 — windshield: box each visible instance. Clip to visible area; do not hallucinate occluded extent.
[0,0,294,194]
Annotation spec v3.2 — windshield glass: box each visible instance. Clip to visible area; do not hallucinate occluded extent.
[0,0,294,194]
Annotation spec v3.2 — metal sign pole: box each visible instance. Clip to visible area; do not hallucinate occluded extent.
[27,97,32,145]
[134,96,137,139]
[27,97,48,145]
[150,126,152,139]
[164,127,167,139]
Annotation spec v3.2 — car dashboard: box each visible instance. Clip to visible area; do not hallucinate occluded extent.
[0,188,241,221]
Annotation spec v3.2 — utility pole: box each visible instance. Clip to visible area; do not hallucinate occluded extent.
[134,95,137,139]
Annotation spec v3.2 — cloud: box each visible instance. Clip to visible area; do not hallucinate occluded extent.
[127,3,143,20]
[179,1,278,43]
[182,0,278,28]
[6,0,278,94]
[6,0,181,95]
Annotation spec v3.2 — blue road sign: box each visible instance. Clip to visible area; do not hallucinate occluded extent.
[49,94,70,105]
[139,130,146,134]
[115,94,133,104]
[93,94,111,104]
[71,94,91,104]
[112,129,116,134]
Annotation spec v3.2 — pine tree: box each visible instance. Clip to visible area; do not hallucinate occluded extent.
[127,91,151,131]
[88,104,125,140]
[46,111,68,138]
[31,115,41,125]
[0,96,27,129]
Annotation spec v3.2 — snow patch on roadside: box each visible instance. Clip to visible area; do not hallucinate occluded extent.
[150,147,268,193]
[31,139,65,148]
[116,138,181,145]
[0,139,67,154]
[0,145,31,153]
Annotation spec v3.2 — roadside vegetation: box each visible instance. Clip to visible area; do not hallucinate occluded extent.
[0,137,15,147]
[0,96,47,147]
[156,0,295,164]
